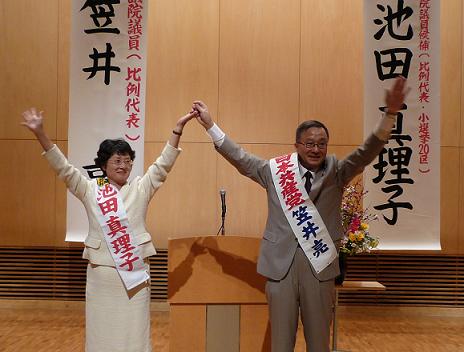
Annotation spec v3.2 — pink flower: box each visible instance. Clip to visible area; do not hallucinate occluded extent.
[349,216,361,233]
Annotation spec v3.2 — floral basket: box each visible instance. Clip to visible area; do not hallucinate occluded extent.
[340,181,379,256]
[336,180,379,284]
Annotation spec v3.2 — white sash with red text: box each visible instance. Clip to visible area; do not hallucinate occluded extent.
[270,153,337,273]
[94,178,150,290]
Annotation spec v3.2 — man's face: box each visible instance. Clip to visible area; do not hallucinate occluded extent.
[294,127,329,171]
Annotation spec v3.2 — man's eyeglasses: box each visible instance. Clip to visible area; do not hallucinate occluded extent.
[107,159,133,167]
[296,141,328,150]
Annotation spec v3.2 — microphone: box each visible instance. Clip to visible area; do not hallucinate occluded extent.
[219,189,226,236]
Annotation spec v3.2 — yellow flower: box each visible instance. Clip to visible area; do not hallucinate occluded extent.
[348,232,356,242]
[356,232,365,241]
[360,223,369,230]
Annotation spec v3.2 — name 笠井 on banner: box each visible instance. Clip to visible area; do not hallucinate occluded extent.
[363,0,440,250]
[67,0,148,242]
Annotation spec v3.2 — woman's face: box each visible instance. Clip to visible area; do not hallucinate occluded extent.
[102,153,133,188]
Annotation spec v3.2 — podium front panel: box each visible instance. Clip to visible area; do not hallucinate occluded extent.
[168,236,267,304]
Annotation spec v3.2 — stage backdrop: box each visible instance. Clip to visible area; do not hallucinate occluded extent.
[363,0,440,250]
[67,0,148,241]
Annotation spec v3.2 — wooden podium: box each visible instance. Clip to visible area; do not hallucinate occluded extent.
[168,236,270,352]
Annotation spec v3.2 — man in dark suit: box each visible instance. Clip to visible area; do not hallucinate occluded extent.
[193,76,407,352]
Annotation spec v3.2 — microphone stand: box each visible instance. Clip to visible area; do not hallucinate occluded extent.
[217,190,226,236]
[221,208,226,236]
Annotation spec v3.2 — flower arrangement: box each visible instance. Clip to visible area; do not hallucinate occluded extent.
[340,180,379,256]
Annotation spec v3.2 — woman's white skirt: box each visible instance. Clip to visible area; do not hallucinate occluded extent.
[85,263,151,352]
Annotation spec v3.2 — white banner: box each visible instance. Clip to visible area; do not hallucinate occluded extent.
[67,0,148,241]
[364,0,440,250]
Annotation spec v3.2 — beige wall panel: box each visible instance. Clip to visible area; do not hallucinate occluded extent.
[146,142,217,248]
[300,0,363,146]
[329,145,361,161]
[462,2,464,148]
[0,141,56,246]
[219,0,300,144]
[439,147,460,253]
[57,0,71,140]
[441,0,461,147]
[216,143,293,237]
[459,148,464,253]
[146,0,219,143]
[0,0,460,260]
[240,305,270,352]
[0,0,58,140]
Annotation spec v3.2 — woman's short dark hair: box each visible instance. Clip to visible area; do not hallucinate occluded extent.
[94,138,136,169]
[295,120,330,142]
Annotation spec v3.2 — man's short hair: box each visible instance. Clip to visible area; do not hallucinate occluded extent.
[295,120,330,142]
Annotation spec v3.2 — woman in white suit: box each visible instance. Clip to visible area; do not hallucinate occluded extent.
[21,107,196,352]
